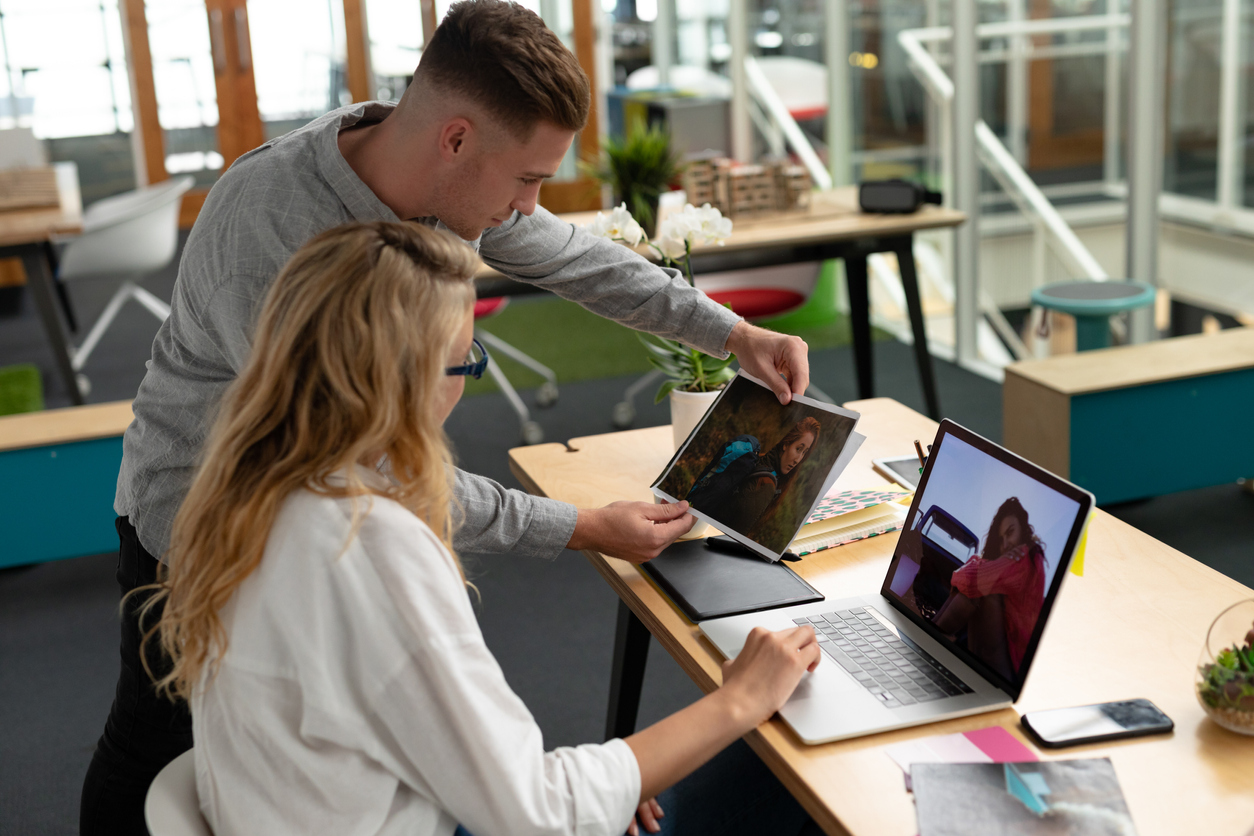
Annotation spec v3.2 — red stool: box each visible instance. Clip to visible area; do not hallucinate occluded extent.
[474,297,558,445]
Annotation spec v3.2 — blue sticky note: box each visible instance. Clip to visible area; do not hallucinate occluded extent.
[1004,764,1051,816]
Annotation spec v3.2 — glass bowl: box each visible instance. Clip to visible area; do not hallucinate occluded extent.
[1196,599,1254,735]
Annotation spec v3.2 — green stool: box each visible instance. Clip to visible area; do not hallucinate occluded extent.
[1031,280,1156,352]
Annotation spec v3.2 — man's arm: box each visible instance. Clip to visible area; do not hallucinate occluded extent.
[482,208,811,403]
[452,468,577,558]
[480,207,738,355]
[453,470,695,562]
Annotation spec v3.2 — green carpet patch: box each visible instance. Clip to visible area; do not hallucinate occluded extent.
[465,297,888,398]
[0,363,44,416]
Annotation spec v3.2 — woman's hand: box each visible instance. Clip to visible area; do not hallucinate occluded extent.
[623,626,819,801]
[627,797,665,835]
[719,625,821,728]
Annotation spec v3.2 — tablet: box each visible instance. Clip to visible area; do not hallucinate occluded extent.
[872,455,924,491]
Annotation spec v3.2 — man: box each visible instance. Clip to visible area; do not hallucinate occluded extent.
[80,1,809,832]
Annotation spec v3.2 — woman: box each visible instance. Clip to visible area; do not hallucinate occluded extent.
[140,221,822,836]
[698,417,821,535]
[932,497,1046,680]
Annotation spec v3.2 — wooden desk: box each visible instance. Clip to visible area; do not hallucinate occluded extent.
[509,398,1254,836]
[0,162,85,404]
[480,189,966,419]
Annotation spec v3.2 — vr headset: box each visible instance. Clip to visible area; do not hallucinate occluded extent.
[859,179,943,214]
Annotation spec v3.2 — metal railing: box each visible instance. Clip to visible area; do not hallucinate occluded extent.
[743,55,833,191]
[898,14,1123,281]
[896,14,1134,364]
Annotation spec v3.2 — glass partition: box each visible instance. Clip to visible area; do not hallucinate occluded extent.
[248,0,351,140]
[366,0,423,102]
[0,0,136,202]
[146,0,222,190]
[1165,0,1222,201]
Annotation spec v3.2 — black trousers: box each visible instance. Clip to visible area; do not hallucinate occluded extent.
[80,517,192,836]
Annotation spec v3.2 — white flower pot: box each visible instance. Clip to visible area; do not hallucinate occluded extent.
[669,388,721,450]
[668,388,722,540]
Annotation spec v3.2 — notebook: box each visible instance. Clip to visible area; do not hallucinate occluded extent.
[791,487,911,556]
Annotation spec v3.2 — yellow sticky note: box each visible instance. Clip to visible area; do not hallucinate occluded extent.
[1069,513,1091,576]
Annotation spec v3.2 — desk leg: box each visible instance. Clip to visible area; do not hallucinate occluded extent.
[605,600,650,741]
[20,243,83,406]
[844,253,874,400]
[891,235,941,420]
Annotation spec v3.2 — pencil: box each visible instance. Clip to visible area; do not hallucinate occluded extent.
[914,439,926,469]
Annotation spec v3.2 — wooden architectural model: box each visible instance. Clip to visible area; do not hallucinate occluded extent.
[681,154,811,218]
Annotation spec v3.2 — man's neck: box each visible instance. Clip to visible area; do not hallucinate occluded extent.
[337,115,436,220]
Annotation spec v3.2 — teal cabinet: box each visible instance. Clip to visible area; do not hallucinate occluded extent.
[0,436,124,568]
[1005,329,1254,506]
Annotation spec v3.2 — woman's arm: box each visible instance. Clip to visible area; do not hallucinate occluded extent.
[626,625,821,800]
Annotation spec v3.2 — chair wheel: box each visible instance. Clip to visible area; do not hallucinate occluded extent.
[521,421,544,445]
[75,373,92,397]
[535,381,558,408]
[611,401,635,429]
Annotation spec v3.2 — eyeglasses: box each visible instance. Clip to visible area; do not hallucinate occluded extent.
[445,338,489,380]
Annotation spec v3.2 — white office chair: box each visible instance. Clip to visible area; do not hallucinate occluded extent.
[145,749,213,836]
[56,175,194,394]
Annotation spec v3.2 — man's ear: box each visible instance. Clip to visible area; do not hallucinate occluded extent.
[437,117,473,163]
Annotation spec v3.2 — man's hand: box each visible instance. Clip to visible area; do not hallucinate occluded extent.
[724,320,809,404]
[567,500,695,563]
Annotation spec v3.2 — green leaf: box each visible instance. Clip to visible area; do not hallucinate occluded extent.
[646,355,686,377]
[654,378,679,404]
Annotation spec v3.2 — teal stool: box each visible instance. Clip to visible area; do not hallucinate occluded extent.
[1031,280,1156,352]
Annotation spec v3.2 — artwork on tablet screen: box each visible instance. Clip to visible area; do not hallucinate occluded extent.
[652,372,861,559]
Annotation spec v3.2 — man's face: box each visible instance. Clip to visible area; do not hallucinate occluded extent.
[436,120,575,240]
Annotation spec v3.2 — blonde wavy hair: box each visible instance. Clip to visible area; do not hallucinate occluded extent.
[140,220,477,701]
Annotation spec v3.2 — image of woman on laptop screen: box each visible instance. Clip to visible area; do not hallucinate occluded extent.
[896,498,1046,681]
[685,417,822,535]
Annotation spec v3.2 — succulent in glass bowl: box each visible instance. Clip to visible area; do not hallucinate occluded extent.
[1196,599,1254,735]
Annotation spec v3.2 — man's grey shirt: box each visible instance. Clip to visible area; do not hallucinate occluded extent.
[115,102,741,560]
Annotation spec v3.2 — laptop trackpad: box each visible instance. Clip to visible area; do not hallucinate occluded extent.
[789,655,863,702]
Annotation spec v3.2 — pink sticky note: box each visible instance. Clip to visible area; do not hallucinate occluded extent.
[963,726,1037,762]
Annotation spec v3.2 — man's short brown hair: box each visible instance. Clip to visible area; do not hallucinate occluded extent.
[414,0,590,138]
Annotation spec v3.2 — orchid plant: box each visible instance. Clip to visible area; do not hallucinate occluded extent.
[585,202,737,402]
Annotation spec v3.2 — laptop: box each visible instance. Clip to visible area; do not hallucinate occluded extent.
[699,420,1093,744]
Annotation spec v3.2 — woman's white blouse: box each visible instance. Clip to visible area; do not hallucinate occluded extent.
[192,472,641,836]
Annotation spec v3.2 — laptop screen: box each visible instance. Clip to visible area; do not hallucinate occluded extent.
[880,420,1092,701]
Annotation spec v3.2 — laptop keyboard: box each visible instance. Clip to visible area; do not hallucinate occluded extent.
[793,608,974,709]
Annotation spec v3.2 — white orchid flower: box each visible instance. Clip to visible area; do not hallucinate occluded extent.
[653,203,732,252]
[693,203,732,243]
[582,202,644,247]
[653,229,689,261]
[608,203,645,246]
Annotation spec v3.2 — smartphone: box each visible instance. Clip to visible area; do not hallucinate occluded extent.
[1020,699,1173,748]
[872,455,924,491]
